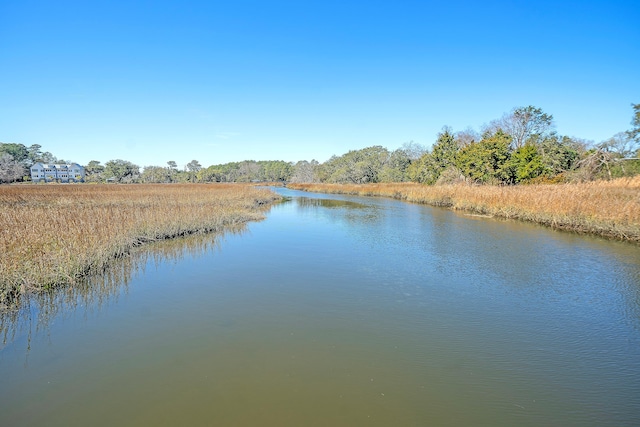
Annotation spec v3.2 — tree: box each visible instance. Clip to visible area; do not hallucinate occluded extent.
[576,133,640,180]
[0,143,29,165]
[431,127,459,171]
[166,161,178,182]
[379,148,412,182]
[104,159,139,183]
[487,106,554,149]
[186,160,202,182]
[406,128,459,185]
[198,162,241,182]
[537,135,580,175]
[627,103,640,142]
[186,160,201,172]
[27,144,43,164]
[435,166,466,185]
[40,152,57,163]
[456,130,513,184]
[204,162,242,182]
[236,161,260,182]
[141,166,169,183]
[575,146,617,180]
[604,132,637,158]
[261,161,293,182]
[319,146,389,184]
[400,141,427,161]
[0,153,26,183]
[571,106,640,181]
[508,143,545,182]
[290,160,320,183]
[455,127,479,147]
[84,160,105,182]
[406,152,439,184]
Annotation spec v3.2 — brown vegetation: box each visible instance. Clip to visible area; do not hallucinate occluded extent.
[0,184,280,306]
[288,177,640,243]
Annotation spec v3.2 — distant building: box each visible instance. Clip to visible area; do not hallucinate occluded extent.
[30,163,85,183]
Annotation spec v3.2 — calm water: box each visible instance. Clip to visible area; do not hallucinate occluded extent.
[1,188,640,426]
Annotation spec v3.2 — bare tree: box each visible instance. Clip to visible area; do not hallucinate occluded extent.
[485,106,554,149]
[575,147,617,180]
[605,132,639,159]
[574,134,638,181]
[400,141,427,161]
[237,161,260,182]
[0,154,25,183]
[454,127,479,147]
[290,160,319,183]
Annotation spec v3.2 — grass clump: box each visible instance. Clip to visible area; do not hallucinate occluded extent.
[0,183,280,307]
[288,177,640,243]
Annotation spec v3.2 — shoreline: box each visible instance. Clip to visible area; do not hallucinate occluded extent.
[0,183,281,308]
[287,178,640,244]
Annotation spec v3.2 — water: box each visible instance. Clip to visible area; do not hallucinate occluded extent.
[1,188,640,426]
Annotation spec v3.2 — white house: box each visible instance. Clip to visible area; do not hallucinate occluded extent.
[30,163,85,183]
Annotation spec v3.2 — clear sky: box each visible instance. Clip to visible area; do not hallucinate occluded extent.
[1,0,639,169]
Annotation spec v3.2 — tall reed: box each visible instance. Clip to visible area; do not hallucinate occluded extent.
[0,183,280,307]
[288,177,640,243]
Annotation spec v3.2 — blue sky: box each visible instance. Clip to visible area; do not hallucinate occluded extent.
[1,0,638,169]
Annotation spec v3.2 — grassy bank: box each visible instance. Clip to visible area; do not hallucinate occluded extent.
[0,183,280,307]
[288,177,640,243]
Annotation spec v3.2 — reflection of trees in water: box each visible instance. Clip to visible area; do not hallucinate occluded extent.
[0,225,247,352]
[294,194,640,330]
[295,196,382,226]
[295,197,366,210]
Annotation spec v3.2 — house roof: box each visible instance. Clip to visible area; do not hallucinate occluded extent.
[31,163,84,169]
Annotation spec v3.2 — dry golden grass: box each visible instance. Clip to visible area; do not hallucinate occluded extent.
[289,177,640,243]
[0,183,280,306]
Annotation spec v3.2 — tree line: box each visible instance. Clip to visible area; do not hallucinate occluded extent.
[2,104,639,185]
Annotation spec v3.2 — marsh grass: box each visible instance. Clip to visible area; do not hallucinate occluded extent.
[1,231,236,350]
[0,183,280,307]
[288,177,640,243]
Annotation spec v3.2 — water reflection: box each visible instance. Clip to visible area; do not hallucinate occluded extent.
[0,226,247,353]
[294,195,385,231]
[2,189,640,426]
[295,197,367,210]
[286,188,640,330]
